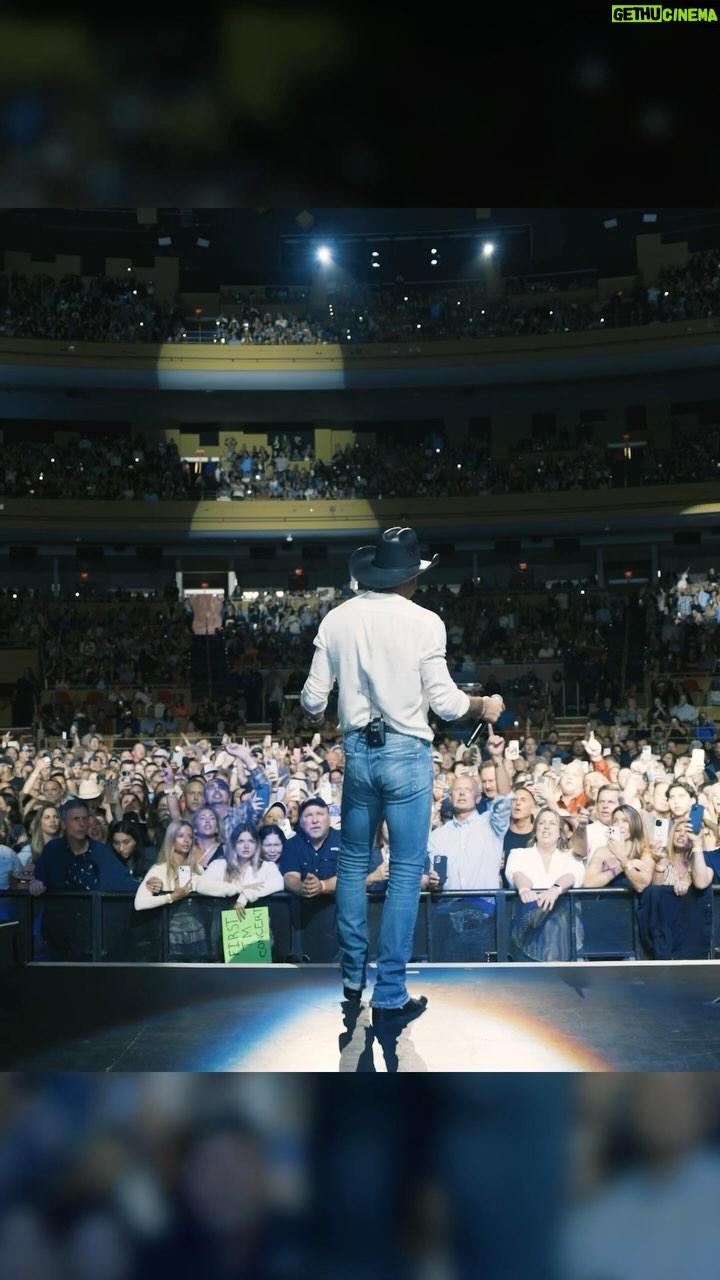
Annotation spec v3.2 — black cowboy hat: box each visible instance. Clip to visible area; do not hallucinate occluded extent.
[349,526,439,589]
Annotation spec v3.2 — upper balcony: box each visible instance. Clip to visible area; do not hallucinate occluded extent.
[2,317,720,422]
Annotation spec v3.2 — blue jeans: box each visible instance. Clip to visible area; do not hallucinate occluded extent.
[337,728,432,1008]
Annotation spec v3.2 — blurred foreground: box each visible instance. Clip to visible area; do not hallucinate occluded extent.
[1,1072,720,1279]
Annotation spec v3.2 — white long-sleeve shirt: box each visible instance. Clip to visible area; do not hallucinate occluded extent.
[505,844,585,890]
[133,863,240,910]
[300,591,470,741]
[200,856,284,904]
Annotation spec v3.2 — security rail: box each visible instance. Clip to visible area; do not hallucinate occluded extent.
[2,886,718,965]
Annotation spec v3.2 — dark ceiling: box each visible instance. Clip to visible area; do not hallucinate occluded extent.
[3,207,720,288]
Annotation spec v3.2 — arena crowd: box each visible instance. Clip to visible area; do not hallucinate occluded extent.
[0,417,718,502]
[3,568,720,966]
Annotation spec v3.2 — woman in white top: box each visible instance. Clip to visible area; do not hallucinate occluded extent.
[201,821,284,917]
[134,819,240,909]
[505,806,585,961]
[134,819,239,961]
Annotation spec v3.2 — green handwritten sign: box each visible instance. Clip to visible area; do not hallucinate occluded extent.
[221,906,271,963]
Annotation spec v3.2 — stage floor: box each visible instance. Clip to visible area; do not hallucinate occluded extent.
[2,960,720,1072]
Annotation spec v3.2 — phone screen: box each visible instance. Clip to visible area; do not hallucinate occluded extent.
[432,854,448,883]
[690,802,705,834]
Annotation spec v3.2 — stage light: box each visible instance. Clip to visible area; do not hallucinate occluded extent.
[603,218,618,229]
[196,237,210,248]
[157,236,172,246]
[643,213,657,223]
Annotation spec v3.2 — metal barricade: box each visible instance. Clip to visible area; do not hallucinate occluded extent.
[2,885,704,964]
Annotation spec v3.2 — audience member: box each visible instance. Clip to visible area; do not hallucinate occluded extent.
[505,807,586,961]
[28,797,137,959]
[637,817,714,959]
[190,805,226,869]
[133,819,238,959]
[279,796,341,962]
[583,805,655,893]
[425,737,512,961]
[201,821,284,915]
[107,817,154,881]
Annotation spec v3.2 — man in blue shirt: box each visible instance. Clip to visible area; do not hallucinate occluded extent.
[29,797,136,958]
[280,796,341,892]
[279,796,341,961]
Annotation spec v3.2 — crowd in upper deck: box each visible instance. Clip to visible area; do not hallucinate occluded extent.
[0,417,716,502]
[2,246,720,347]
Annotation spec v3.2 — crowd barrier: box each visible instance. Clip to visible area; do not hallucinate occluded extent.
[3,887,718,966]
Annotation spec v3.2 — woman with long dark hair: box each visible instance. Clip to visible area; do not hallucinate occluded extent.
[583,804,655,892]
[108,818,152,881]
[201,822,283,916]
[258,822,287,866]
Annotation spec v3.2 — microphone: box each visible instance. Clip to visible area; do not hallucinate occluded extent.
[466,718,487,748]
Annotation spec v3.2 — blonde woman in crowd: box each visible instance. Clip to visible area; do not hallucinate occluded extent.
[87,813,108,844]
[134,820,238,909]
[16,801,61,870]
[134,819,239,960]
[190,805,225,869]
[636,817,714,960]
[650,818,713,897]
[583,805,655,893]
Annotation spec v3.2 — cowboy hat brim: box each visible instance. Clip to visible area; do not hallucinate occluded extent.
[349,546,439,588]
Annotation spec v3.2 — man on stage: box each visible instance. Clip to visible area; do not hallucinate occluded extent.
[300,526,503,1025]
